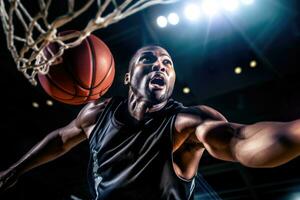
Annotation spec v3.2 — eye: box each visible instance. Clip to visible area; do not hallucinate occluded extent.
[163,59,172,66]
[139,55,157,64]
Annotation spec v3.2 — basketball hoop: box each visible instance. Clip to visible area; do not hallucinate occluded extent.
[0,0,177,85]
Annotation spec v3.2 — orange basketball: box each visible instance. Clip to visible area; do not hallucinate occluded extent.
[38,32,115,105]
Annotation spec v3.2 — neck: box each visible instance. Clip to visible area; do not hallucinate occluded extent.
[127,88,168,121]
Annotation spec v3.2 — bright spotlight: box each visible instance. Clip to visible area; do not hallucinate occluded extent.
[46,100,54,106]
[241,0,254,5]
[156,16,168,28]
[183,87,191,94]
[234,66,242,74]
[168,13,180,25]
[289,192,300,200]
[250,60,257,68]
[222,0,239,11]
[202,0,220,17]
[184,3,201,21]
[32,102,39,108]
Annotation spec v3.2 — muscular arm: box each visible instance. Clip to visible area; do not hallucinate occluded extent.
[196,115,300,168]
[8,119,86,176]
[174,105,300,179]
[0,98,110,191]
[172,105,227,179]
[0,118,86,192]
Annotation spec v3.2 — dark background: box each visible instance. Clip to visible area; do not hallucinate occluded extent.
[1,0,300,199]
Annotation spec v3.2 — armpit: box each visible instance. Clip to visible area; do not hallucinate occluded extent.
[173,105,227,152]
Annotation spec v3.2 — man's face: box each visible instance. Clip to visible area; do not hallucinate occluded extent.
[127,46,176,104]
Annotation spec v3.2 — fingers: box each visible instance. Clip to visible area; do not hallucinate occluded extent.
[0,170,18,193]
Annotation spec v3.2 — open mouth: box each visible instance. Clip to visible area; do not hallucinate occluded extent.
[149,75,166,90]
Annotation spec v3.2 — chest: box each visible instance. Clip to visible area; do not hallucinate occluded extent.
[92,114,173,151]
[88,112,176,179]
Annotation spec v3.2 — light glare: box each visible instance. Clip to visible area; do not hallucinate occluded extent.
[202,0,220,17]
[250,60,257,68]
[222,0,239,11]
[168,13,180,25]
[241,0,254,5]
[183,87,191,94]
[184,3,201,21]
[235,66,242,74]
[46,100,53,106]
[32,102,39,108]
[156,16,168,28]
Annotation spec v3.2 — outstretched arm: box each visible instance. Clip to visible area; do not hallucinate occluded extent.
[0,98,109,192]
[196,118,300,168]
[0,99,109,193]
[0,118,86,192]
[10,119,86,174]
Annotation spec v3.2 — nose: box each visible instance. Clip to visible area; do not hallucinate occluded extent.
[152,60,166,72]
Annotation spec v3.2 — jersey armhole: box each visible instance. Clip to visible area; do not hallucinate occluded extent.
[88,97,117,145]
[170,114,197,183]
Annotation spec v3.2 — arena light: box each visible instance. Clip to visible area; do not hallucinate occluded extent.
[183,87,191,94]
[156,16,168,28]
[250,60,257,68]
[241,0,254,5]
[184,3,201,21]
[202,0,220,17]
[46,100,53,106]
[288,192,300,200]
[32,102,39,108]
[168,13,180,25]
[234,66,242,74]
[222,0,239,12]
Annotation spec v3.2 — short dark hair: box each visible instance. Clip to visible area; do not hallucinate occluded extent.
[128,45,170,73]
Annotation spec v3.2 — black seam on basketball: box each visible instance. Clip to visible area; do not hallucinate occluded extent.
[65,59,90,90]
[46,74,77,96]
[43,38,113,103]
[46,74,91,98]
[100,81,113,94]
[84,39,114,90]
[87,82,113,101]
[96,81,113,95]
[46,74,103,100]
[91,54,114,89]
[64,38,113,91]
[65,49,92,90]
[45,75,80,102]
[86,37,96,97]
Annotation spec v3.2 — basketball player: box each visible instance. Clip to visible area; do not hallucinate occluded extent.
[1,46,300,200]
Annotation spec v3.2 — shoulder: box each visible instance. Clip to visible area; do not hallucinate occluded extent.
[178,105,227,121]
[175,105,227,133]
[194,105,227,122]
[80,98,112,115]
[76,98,112,128]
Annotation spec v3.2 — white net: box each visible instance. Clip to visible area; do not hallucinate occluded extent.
[0,0,177,85]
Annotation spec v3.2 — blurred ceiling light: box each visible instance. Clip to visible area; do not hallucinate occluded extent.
[250,60,257,68]
[46,100,53,106]
[156,16,168,28]
[241,0,254,5]
[184,3,201,21]
[32,102,39,108]
[222,0,239,11]
[234,66,242,74]
[183,87,191,94]
[202,0,220,17]
[168,12,180,25]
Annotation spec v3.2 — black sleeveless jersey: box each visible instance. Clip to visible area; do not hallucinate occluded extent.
[87,97,195,200]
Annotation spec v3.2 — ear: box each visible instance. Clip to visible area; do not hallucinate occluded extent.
[124,73,130,85]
